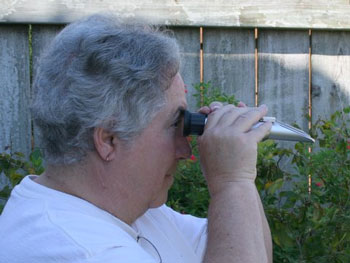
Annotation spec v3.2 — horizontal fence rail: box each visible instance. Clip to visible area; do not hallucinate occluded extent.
[2,1,350,30]
[1,25,350,158]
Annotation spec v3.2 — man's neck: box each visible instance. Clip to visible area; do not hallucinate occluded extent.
[34,158,147,225]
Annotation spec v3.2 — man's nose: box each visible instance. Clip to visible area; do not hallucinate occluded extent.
[175,136,192,160]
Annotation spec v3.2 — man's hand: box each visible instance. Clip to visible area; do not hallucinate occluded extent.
[197,103,272,196]
[198,101,273,263]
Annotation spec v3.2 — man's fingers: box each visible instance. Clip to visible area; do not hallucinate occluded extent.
[201,103,269,139]
[209,102,223,112]
[229,105,268,133]
[198,101,224,115]
[205,104,237,130]
[198,106,211,115]
[215,107,252,129]
[237,101,247,108]
[205,104,264,132]
[248,121,273,143]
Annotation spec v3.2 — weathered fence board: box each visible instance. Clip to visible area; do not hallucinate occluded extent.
[311,31,350,122]
[1,22,350,164]
[2,1,350,30]
[31,25,63,149]
[0,25,31,157]
[172,27,200,111]
[203,28,255,106]
[258,30,310,171]
[258,30,310,129]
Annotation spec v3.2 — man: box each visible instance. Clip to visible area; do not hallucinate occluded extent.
[0,14,272,262]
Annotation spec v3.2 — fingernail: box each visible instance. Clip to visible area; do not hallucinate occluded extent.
[259,104,268,110]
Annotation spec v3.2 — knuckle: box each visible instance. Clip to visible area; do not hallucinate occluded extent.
[247,108,261,115]
[209,101,223,110]
[235,113,249,122]
[236,108,261,121]
[237,113,248,119]
[223,104,236,110]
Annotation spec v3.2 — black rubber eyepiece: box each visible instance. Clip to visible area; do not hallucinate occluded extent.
[183,110,207,136]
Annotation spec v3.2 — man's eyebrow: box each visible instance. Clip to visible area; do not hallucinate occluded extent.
[167,106,186,125]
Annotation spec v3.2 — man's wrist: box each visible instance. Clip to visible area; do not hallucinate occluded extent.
[207,177,256,197]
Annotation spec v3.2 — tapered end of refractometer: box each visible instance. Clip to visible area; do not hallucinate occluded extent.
[268,120,315,143]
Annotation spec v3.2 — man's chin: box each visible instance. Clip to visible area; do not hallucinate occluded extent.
[166,173,175,184]
[149,193,169,209]
[149,176,174,209]
[167,165,178,176]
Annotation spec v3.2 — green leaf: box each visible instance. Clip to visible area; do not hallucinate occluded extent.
[0,186,12,198]
[272,223,295,248]
[267,178,284,195]
[343,107,350,114]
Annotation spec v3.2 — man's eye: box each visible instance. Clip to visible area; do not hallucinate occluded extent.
[172,120,180,128]
[172,117,183,129]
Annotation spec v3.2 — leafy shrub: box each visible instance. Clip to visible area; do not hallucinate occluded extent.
[192,81,238,108]
[264,109,350,262]
[0,148,44,213]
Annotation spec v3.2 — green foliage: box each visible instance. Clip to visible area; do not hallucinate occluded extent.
[265,108,350,263]
[167,82,350,262]
[193,81,239,107]
[0,148,44,213]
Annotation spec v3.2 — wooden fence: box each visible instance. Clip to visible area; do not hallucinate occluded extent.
[1,1,350,161]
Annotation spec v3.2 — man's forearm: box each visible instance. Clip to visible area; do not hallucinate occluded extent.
[257,186,273,262]
[203,181,272,263]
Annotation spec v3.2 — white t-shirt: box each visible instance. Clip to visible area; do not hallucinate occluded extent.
[0,175,207,263]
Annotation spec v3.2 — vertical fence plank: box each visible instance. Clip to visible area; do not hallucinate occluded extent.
[258,30,309,171]
[258,30,310,128]
[0,25,31,157]
[31,25,63,150]
[173,27,200,111]
[312,31,350,122]
[203,28,255,106]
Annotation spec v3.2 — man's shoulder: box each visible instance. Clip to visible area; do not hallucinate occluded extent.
[0,176,143,260]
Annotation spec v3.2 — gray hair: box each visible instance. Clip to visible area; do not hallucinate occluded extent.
[31,14,180,165]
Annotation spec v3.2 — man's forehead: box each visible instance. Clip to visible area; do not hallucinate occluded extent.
[165,73,187,116]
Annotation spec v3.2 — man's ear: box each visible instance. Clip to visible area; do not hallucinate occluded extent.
[93,127,117,162]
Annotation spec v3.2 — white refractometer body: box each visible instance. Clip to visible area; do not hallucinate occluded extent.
[182,110,315,143]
